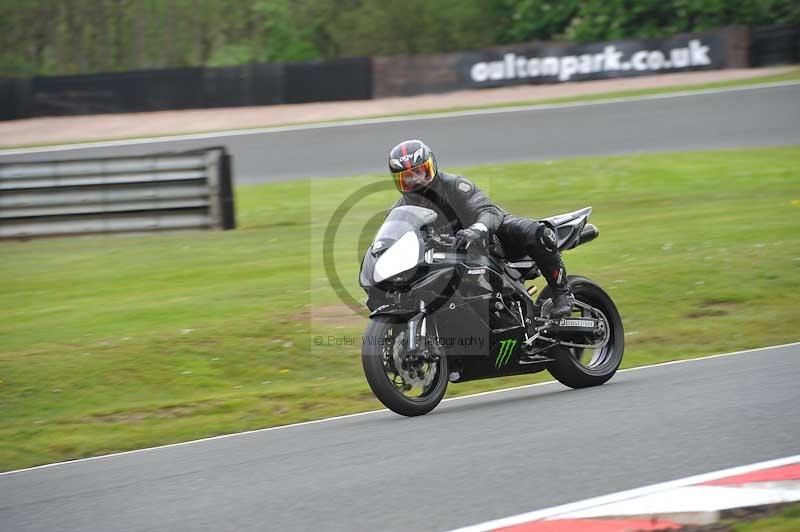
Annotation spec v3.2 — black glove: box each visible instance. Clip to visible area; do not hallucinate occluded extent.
[455,225,487,251]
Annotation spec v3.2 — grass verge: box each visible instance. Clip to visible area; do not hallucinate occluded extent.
[679,502,800,531]
[2,68,798,150]
[731,502,800,532]
[1,146,799,471]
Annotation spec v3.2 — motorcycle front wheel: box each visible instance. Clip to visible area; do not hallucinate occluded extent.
[361,316,448,417]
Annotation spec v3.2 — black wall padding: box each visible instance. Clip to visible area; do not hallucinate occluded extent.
[0,78,15,121]
[0,78,31,120]
[751,25,800,66]
[202,63,284,108]
[1,58,370,120]
[31,68,206,116]
[281,57,372,104]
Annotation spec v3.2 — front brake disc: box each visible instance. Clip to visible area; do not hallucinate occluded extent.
[391,331,437,388]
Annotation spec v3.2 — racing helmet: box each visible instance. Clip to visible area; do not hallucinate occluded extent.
[388,139,438,192]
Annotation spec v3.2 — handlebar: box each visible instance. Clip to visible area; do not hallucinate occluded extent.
[427,233,458,251]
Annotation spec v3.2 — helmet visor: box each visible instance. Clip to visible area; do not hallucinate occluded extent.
[392,158,436,192]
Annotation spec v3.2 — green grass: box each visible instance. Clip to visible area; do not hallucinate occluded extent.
[1,146,799,471]
[732,503,800,531]
[3,67,798,149]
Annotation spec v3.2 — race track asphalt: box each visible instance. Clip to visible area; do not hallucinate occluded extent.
[1,344,798,532]
[1,83,799,183]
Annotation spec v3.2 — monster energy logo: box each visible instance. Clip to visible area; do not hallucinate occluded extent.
[495,339,517,368]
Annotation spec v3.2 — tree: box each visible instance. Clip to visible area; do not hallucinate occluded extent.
[0,0,798,77]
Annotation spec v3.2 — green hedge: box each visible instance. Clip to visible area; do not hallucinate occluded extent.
[2,0,799,77]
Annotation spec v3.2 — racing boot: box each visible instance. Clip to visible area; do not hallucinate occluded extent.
[530,226,574,319]
[547,275,574,319]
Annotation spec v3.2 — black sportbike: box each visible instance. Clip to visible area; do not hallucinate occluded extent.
[359,205,623,416]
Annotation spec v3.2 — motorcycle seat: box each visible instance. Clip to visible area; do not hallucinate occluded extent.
[541,206,592,228]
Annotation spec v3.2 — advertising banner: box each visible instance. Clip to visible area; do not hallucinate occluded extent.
[459,34,726,89]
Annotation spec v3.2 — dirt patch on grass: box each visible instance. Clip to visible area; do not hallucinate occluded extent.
[686,309,730,318]
[292,303,365,328]
[700,299,740,307]
[686,299,741,318]
[87,400,226,424]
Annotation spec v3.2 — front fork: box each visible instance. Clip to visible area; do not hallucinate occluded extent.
[407,300,427,353]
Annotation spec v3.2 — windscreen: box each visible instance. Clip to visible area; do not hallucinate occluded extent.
[374,206,437,243]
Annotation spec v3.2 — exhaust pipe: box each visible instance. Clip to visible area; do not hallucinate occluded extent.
[576,224,599,246]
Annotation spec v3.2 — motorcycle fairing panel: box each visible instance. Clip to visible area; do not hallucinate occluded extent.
[360,206,558,383]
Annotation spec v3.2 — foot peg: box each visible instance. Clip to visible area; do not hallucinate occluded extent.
[518,353,556,364]
[540,293,574,319]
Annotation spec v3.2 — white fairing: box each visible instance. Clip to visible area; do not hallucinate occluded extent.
[373,231,421,283]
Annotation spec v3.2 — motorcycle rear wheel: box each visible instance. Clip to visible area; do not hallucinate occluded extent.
[537,275,624,388]
[362,317,448,417]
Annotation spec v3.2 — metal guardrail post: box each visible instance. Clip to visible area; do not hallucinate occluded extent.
[219,152,236,230]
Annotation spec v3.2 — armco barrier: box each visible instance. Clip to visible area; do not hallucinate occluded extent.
[0,147,235,239]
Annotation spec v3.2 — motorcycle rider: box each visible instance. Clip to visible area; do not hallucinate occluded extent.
[388,139,574,319]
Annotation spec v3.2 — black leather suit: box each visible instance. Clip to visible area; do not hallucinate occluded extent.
[392,171,568,288]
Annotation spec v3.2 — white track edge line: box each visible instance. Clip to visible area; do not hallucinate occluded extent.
[1,80,798,156]
[447,453,800,532]
[1,340,797,477]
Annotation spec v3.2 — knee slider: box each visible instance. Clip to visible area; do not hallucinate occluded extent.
[536,225,558,253]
